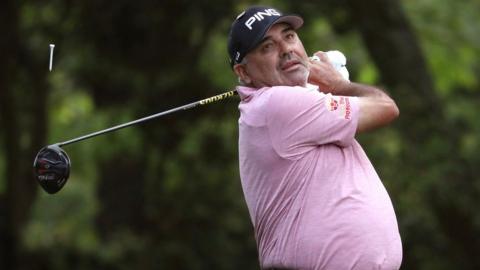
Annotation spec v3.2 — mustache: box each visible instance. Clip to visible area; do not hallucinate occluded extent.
[279,53,308,69]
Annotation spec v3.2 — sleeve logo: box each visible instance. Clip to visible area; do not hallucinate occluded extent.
[325,96,351,120]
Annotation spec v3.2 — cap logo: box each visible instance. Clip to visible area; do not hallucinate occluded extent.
[244,8,281,30]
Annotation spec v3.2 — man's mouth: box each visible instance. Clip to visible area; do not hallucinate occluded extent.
[281,60,302,71]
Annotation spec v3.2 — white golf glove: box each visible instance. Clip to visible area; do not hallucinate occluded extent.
[310,50,350,81]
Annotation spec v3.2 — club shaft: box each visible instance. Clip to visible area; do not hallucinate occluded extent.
[57,90,237,147]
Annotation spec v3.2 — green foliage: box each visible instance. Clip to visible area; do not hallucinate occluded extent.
[1,0,479,269]
[404,0,480,94]
[24,180,99,250]
[199,30,237,89]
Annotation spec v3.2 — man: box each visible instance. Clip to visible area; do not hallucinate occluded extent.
[227,6,402,270]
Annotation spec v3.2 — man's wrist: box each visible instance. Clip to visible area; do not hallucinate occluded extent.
[330,80,352,94]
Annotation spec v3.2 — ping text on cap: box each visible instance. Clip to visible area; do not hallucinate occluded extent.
[244,8,281,30]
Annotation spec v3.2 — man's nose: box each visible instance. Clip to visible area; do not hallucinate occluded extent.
[279,41,293,58]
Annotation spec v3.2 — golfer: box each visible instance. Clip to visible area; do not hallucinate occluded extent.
[228,6,402,270]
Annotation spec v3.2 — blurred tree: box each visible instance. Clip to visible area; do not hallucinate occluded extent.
[0,1,49,269]
[1,0,479,269]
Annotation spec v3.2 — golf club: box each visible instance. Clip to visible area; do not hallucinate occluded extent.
[33,90,237,194]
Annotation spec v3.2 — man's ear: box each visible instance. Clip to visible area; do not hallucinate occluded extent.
[233,64,252,85]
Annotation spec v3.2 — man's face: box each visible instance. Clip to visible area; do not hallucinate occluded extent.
[234,23,310,88]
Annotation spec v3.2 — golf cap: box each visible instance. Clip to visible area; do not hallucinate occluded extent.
[227,6,304,67]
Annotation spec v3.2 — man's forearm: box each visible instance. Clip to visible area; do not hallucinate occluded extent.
[333,82,399,133]
[330,81,390,99]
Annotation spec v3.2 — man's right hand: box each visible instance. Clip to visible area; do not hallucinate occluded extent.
[308,51,350,93]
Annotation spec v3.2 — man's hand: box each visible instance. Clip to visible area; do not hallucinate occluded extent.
[308,51,349,93]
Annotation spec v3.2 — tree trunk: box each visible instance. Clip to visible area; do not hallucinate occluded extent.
[0,1,47,269]
[0,2,22,268]
[345,0,445,142]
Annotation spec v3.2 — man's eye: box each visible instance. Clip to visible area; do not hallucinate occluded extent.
[263,43,273,51]
[286,33,295,40]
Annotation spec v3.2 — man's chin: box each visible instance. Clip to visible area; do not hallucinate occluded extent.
[283,70,309,87]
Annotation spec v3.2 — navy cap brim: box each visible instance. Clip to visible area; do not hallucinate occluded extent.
[274,15,304,30]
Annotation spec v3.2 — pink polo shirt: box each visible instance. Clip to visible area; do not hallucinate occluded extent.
[237,85,402,270]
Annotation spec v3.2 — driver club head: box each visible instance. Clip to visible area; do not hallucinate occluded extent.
[33,144,71,194]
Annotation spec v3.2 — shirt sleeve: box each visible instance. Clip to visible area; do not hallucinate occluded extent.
[266,86,359,159]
